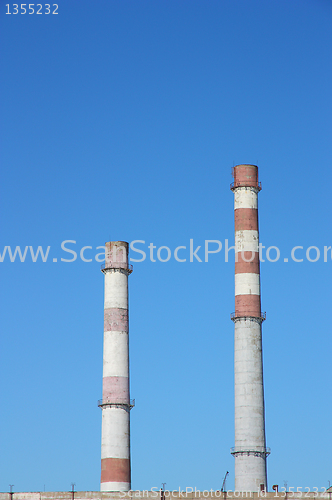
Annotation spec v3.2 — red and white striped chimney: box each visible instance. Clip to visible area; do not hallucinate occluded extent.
[99,241,133,492]
[230,165,270,492]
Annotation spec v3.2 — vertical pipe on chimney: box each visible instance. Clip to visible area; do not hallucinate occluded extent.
[100,241,133,492]
[230,165,270,492]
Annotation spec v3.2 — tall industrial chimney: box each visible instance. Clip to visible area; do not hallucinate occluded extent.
[230,165,270,492]
[99,241,133,492]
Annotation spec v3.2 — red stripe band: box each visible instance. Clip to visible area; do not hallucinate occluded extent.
[235,208,258,231]
[233,165,259,188]
[235,294,261,317]
[235,252,260,274]
[104,308,128,332]
[101,457,130,484]
[102,376,129,403]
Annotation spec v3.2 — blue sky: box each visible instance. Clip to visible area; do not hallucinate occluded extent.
[0,0,331,493]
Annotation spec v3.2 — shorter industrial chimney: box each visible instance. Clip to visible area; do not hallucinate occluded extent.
[99,241,133,492]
